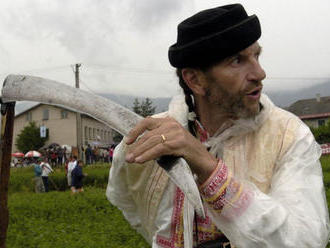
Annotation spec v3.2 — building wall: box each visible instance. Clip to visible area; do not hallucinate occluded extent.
[13,104,114,152]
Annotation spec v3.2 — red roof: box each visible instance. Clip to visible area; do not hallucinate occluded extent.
[299,112,330,120]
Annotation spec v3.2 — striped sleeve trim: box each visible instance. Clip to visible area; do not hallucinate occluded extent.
[200,160,253,217]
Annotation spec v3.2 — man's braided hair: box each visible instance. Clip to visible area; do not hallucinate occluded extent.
[176,68,197,137]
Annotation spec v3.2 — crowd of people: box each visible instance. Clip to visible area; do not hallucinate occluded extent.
[83,144,116,164]
[42,146,68,167]
[32,155,87,194]
[12,142,117,194]
[12,143,117,168]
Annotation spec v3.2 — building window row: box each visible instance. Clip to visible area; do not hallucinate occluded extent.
[84,126,112,143]
[26,108,69,122]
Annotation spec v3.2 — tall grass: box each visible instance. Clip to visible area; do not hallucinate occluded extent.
[8,188,149,248]
[6,159,330,247]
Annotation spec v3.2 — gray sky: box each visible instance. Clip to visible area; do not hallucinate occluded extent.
[0,0,329,98]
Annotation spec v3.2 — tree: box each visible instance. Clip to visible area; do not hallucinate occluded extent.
[132,98,142,116]
[310,121,330,144]
[112,130,123,144]
[140,98,156,117]
[132,97,156,117]
[15,121,48,153]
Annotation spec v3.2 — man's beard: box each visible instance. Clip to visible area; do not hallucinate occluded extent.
[204,80,262,119]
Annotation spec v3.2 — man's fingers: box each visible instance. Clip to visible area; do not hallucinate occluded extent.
[126,133,167,163]
[134,143,170,163]
[125,117,160,145]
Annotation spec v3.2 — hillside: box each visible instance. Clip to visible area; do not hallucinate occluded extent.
[7,79,330,116]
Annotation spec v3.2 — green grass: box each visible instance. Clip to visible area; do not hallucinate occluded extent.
[5,158,330,247]
[6,164,150,248]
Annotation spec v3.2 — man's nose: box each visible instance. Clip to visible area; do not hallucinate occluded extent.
[247,60,266,82]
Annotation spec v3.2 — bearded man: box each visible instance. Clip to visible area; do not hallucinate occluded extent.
[107,4,329,248]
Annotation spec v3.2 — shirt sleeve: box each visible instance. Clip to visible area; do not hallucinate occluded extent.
[106,141,149,242]
[200,121,330,248]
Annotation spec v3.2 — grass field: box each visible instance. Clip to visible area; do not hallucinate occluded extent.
[5,158,330,247]
[7,188,149,248]
[7,163,150,248]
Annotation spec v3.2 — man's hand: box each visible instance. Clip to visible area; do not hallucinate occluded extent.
[124,116,217,183]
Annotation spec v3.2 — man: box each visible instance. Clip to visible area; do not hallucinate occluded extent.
[71,160,87,193]
[107,4,329,248]
[40,157,53,192]
[33,159,45,193]
[85,144,92,164]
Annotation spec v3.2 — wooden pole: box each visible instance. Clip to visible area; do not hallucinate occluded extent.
[0,101,15,248]
[75,64,83,161]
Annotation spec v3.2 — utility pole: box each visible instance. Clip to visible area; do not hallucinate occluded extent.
[0,101,16,248]
[74,64,83,161]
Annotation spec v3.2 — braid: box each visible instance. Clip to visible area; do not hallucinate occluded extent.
[176,69,197,137]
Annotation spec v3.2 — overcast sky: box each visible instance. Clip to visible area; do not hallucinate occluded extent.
[0,0,329,98]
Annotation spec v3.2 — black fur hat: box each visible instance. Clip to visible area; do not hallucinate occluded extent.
[168,4,261,68]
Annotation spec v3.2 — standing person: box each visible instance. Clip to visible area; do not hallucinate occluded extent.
[107,4,329,248]
[33,159,44,193]
[85,144,92,165]
[50,149,57,167]
[71,160,87,193]
[91,147,96,164]
[40,158,53,192]
[109,145,114,163]
[57,147,63,166]
[67,156,77,187]
[63,147,67,163]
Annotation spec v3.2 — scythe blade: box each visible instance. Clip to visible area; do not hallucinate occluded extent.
[1,74,205,217]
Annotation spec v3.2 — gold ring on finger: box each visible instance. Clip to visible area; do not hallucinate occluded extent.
[161,134,166,143]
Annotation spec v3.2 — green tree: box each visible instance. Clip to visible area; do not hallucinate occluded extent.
[311,121,330,144]
[112,130,123,143]
[15,121,48,153]
[132,97,156,117]
[132,98,141,116]
[140,98,156,117]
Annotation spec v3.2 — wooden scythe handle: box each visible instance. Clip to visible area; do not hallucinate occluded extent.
[0,100,15,248]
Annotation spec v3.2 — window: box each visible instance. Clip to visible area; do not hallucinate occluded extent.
[84,126,88,140]
[89,127,92,139]
[101,130,104,140]
[42,109,49,120]
[318,119,325,127]
[61,110,68,119]
[93,128,96,139]
[26,112,32,122]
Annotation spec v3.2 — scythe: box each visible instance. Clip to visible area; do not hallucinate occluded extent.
[0,74,204,217]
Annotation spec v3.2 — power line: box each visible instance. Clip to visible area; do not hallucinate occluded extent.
[85,63,174,75]
[79,77,100,96]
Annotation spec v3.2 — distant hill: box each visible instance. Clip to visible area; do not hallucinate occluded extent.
[99,93,170,114]
[2,79,328,143]
[8,79,330,116]
[264,80,330,108]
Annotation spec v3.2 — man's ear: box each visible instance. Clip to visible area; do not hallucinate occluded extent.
[181,68,207,96]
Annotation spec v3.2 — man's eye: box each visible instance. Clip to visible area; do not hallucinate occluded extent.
[231,56,241,65]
